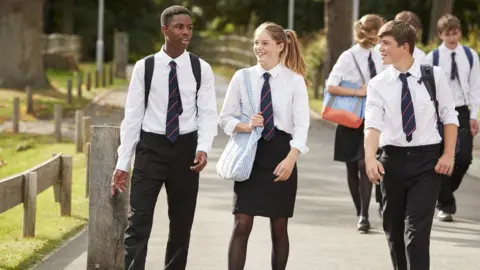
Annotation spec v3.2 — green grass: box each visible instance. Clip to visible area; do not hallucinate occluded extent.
[0,63,127,124]
[0,133,89,269]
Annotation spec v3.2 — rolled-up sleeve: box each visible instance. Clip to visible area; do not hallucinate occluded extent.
[435,67,459,126]
[116,60,146,172]
[196,61,218,154]
[468,48,480,119]
[290,76,310,155]
[364,79,385,132]
[218,71,242,135]
[326,51,351,87]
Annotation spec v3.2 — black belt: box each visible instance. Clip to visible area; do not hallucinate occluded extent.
[382,143,441,156]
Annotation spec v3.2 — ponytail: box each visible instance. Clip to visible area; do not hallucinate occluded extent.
[284,30,310,86]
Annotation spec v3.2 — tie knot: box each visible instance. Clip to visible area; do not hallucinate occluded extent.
[169,61,177,69]
[263,72,271,81]
[399,72,411,81]
[451,52,456,57]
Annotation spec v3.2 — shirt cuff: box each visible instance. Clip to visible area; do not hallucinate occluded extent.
[290,140,309,155]
[364,122,383,132]
[196,142,212,155]
[223,118,242,136]
[115,158,132,172]
[469,105,479,120]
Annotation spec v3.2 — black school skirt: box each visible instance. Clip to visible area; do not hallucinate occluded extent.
[233,128,298,218]
[333,121,365,163]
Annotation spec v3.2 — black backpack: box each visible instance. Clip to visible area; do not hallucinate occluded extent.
[143,52,201,115]
[419,64,460,154]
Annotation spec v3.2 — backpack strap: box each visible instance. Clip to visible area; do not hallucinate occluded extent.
[462,45,474,70]
[144,53,202,114]
[420,64,441,125]
[189,52,202,116]
[432,48,439,67]
[144,54,155,109]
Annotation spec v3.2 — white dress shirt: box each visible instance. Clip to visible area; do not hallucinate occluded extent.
[327,44,384,87]
[218,64,310,154]
[365,60,459,147]
[424,43,480,119]
[116,48,218,171]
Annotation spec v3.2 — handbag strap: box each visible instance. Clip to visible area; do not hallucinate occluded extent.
[242,68,258,113]
[350,51,367,85]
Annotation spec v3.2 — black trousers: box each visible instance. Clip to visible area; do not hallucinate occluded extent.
[437,106,473,214]
[379,144,442,270]
[124,130,199,270]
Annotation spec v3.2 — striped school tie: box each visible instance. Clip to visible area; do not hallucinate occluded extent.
[260,72,275,140]
[399,72,415,142]
[450,52,458,80]
[166,60,182,142]
[368,51,377,78]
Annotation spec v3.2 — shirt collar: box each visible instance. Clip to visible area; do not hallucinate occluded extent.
[388,60,422,81]
[255,63,282,79]
[439,42,462,54]
[156,45,189,68]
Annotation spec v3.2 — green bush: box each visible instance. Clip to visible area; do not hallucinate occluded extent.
[303,33,327,99]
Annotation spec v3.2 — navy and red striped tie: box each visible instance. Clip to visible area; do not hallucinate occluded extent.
[166,61,182,142]
[399,72,415,142]
[261,72,275,141]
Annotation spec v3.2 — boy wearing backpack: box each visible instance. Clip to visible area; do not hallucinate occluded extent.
[111,5,218,270]
[364,20,459,270]
[424,14,480,222]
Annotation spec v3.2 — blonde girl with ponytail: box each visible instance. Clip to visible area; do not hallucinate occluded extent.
[218,21,310,270]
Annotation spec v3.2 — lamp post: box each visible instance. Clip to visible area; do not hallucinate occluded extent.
[352,0,359,45]
[96,0,104,75]
[288,0,294,29]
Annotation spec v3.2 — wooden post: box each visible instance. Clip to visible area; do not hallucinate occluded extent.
[23,172,37,237]
[82,116,91,151]
[52,153,61,203]
[60,156,73,216]
[85,142,91,198]
[75,110,84,153]
[77,75,83,98]
[87,126,128,270]
[12,97,20,134]
[54,104,62,142]
[109,64,114,85]
[87,72,92,91]
[95,70,99,88]
[25,86,33,114]
[67,79,73,104]
[102,68,106,87]
[113,31,129,79]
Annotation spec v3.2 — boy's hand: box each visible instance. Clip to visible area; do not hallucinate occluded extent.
[470,120,479,136]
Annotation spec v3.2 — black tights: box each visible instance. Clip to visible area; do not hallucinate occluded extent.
[346,159,372,218]
[228,214,289,270]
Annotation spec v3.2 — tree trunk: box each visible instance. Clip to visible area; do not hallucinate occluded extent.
[0,0,50,89]
[428,0,455,42]
[62,0,74,34]
[323,0,353,79]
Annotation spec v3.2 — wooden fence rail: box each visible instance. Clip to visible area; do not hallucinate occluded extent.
[198,34,255,69]
[0,154,72,237]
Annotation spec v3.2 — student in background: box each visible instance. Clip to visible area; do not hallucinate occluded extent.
[395,10,426,61]
[424,14,480,222]
[218,22,310,270]
[365,20,458,270]
[326,14,384,233]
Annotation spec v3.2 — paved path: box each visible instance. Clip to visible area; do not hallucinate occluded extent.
[34,75,480,270]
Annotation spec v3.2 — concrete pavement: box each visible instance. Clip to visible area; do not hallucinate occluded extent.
[33,75,480,270]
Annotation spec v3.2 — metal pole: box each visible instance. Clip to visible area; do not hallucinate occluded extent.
[96,0,104,75]
[288,0,294,30]
[352,0,360,45]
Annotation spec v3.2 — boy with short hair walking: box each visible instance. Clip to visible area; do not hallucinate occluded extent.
[424,14,480,222]
[365,20,459,270]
